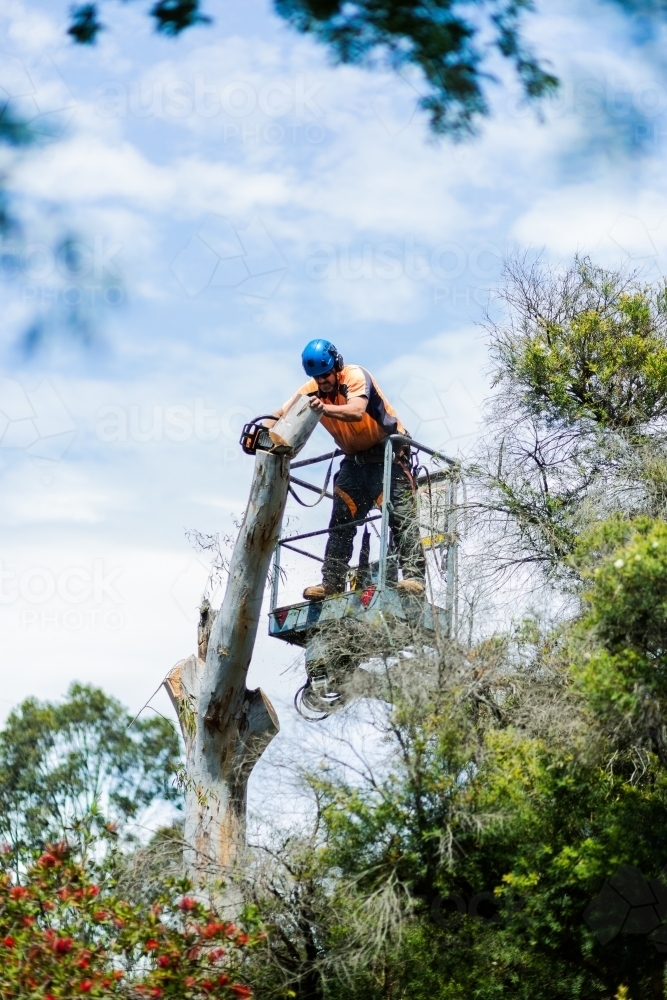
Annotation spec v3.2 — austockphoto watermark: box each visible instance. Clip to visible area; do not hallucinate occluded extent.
[507,75,667,126]
[585,863,667,954]
[433,285,490,307]
[95,75,325,122]
[305,240,503,284]
[0,235,125,307]
[0,560,125,632]
[171,214,287,301]
[0,236,123,282]
[95,400,254,449]
[429,891,500,926]
[507,76,667,120]
[0,376,76,465]
[429,870,667,954]
[221,123,326,145]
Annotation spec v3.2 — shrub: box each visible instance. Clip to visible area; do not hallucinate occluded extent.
[0,842,255,998]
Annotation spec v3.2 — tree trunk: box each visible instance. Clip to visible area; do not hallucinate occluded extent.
[164,450,290,908]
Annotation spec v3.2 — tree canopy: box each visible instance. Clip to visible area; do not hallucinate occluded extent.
[0,683,182,858]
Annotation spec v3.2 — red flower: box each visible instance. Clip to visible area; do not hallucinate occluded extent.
[224,923,238,938]
[93,910,108,921]
[77,958,91,969]
[9,886,27,900]
[37,852,58,867]
[145,939,159,951]
[149,989,162,998]
[55,937,74,954]
[200,980,214,992]
[230,986,252,998]
[201,921,225,938]
[79,980,93,993]
[2,936,15,948]
[22,916,35,927]
[235,933,249,946]
[208,947,225,962]
[217,974,230,986]
[184,976,196,987]
[156,955,170,968]
[87,885,100,897]
[178,896,197,911]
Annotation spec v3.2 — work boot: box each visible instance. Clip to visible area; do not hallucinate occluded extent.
[396,579,425,596]
[303,583,336,601]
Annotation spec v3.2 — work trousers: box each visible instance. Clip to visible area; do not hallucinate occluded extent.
[322,457,425,592]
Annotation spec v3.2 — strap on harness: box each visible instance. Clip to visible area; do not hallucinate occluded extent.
[288,454,335,508]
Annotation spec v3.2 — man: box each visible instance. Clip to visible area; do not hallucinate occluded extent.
[271,339,425,601]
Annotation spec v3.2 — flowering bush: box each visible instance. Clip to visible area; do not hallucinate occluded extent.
[0,843,255,998]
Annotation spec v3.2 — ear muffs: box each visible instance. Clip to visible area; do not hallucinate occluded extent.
[331,349,344,372]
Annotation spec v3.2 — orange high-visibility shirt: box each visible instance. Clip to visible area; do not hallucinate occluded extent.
[280,364,407,455]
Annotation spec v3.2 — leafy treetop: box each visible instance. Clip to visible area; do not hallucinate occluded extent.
[0,683,182,858]
[491,258,667,431]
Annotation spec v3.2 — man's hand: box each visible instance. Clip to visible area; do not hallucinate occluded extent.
[309,395,367,422]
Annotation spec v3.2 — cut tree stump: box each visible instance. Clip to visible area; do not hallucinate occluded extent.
[164,450,290,910]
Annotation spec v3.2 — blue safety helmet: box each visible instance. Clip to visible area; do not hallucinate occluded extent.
[301,339,343,377]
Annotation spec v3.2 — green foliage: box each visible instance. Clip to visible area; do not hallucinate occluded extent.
[570,517,667,762]
[273,0,557,136]
[68,4,103,43]
[574,516,667,660]
[471,257,667,583]
[493,258,667,430]
[0,842,255,998]
[0,105,37,148]
[67,0,210,43]
[56,0,667,138]
[0,683,182,855]
[64,0,555,136]
[151,0,211,35]
[0,102,40,232]
[295,672,667,998]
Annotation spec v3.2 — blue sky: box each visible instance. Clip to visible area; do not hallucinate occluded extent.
[1,0,667,740]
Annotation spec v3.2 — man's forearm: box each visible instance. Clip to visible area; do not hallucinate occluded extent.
[320,404,365,422]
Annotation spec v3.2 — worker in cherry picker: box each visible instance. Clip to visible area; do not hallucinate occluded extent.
[270,339,425,601]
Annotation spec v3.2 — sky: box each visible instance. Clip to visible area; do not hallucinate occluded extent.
[2,0,667,769]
